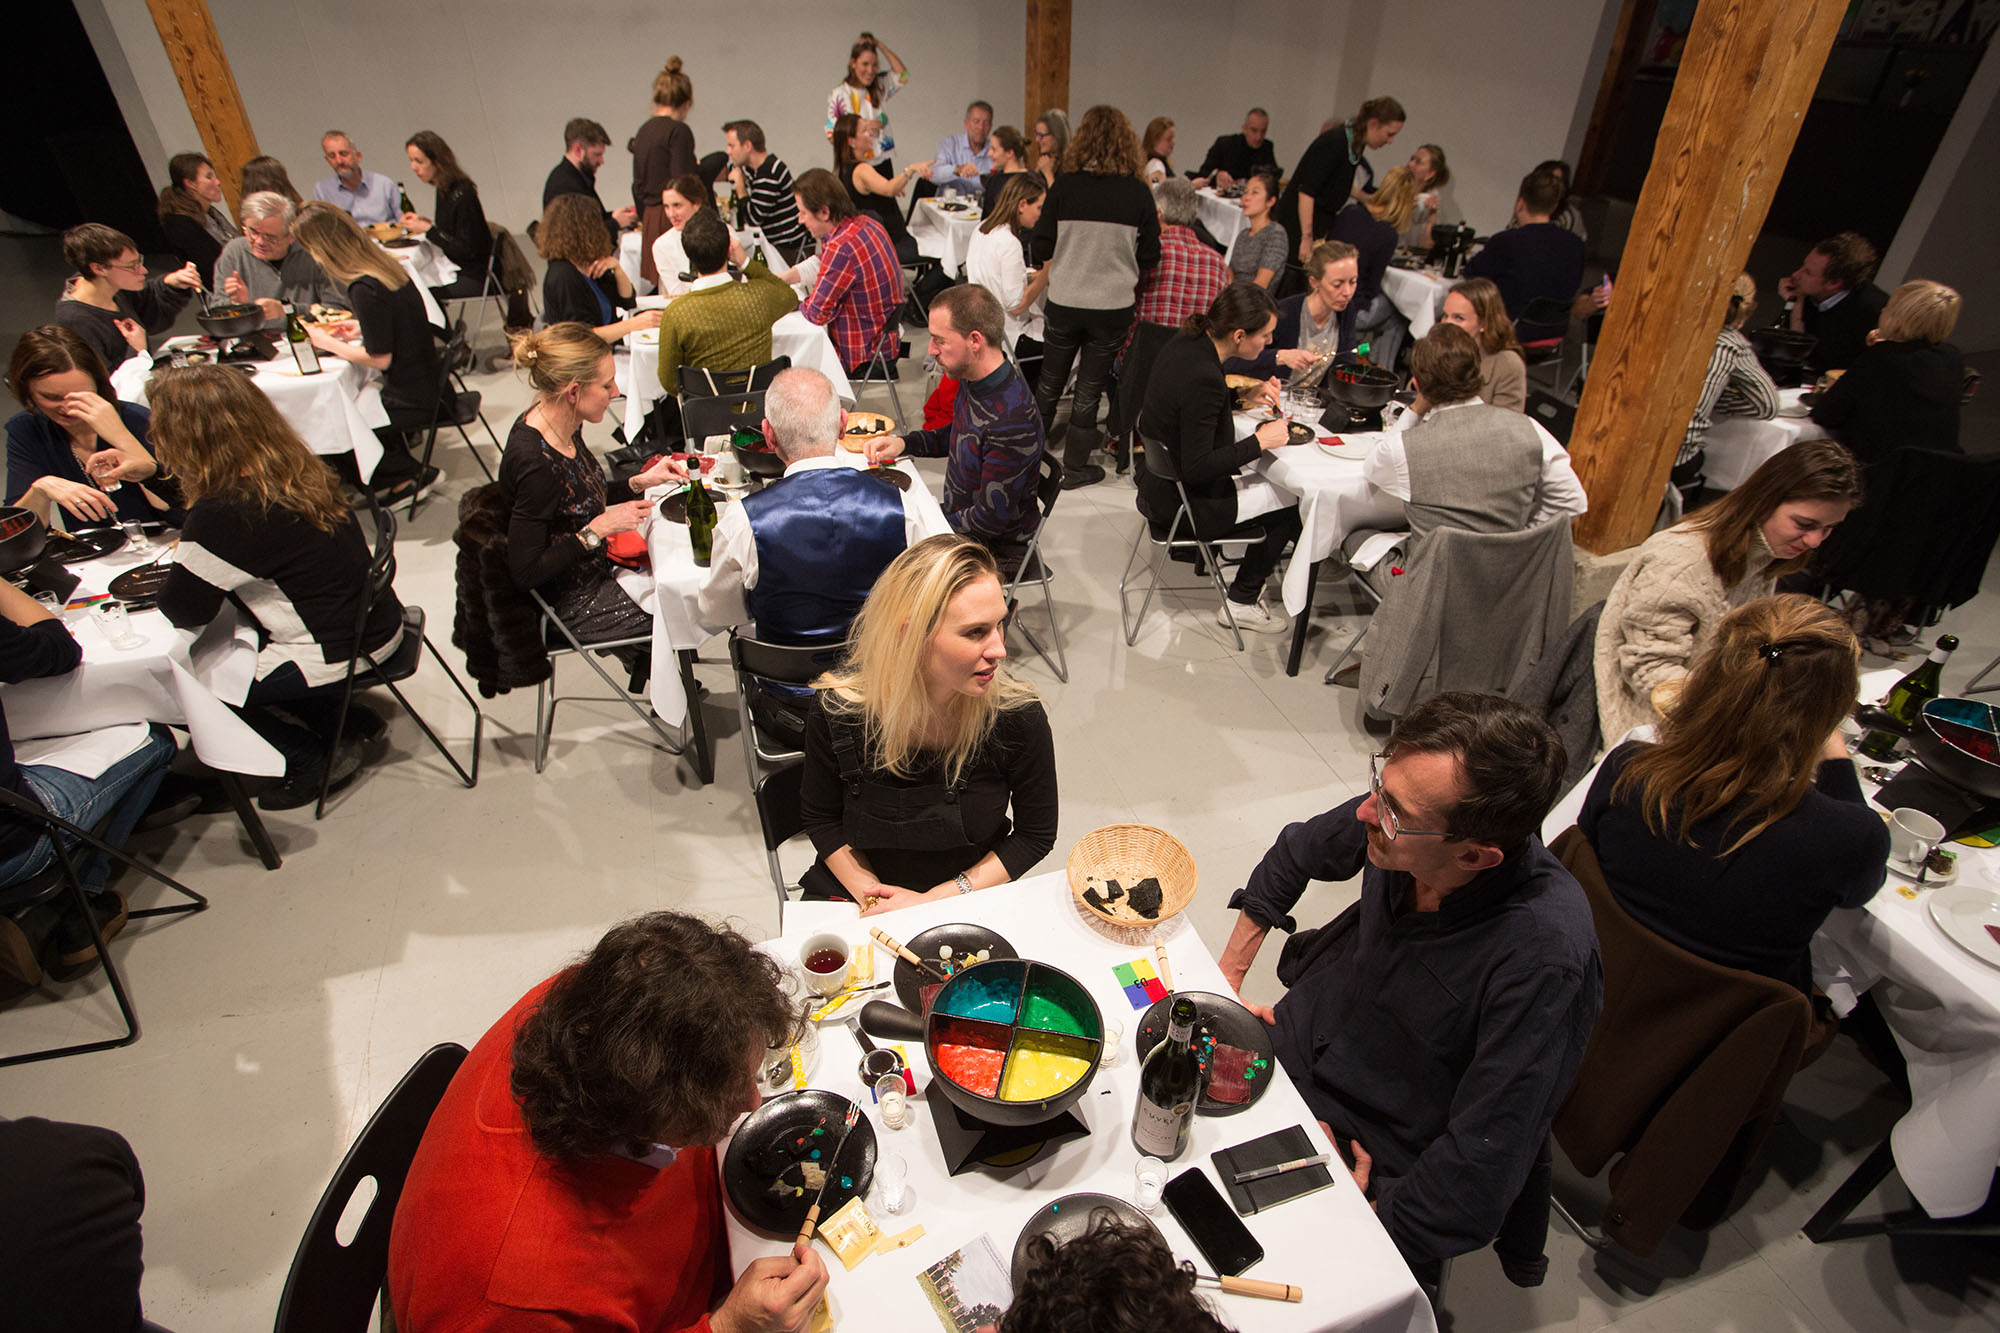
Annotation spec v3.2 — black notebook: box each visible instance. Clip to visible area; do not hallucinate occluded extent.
[1211,1124,1336,1216]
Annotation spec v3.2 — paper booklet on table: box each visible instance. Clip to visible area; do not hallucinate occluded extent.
[917,1232,1012,1333]
[1212,1123,1337,1216]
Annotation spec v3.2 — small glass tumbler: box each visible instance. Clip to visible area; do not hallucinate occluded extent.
[1134,1156,1166,1213]
[874,1072,909,1130]
[873,1150,911,1215]
[1098,1017,1125,1068]
[120,519,151,553]
[91,599,142,649]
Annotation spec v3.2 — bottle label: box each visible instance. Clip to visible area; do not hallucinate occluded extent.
[1133,1097,1189,1156]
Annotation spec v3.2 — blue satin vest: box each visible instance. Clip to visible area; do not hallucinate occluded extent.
[742,467,907,646]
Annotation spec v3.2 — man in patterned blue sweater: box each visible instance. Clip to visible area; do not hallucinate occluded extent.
[867,285,1046,561]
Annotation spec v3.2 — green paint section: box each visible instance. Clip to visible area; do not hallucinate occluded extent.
[1019,986,1092,1037]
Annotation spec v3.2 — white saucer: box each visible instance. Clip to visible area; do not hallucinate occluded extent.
[1887,849,1959,884]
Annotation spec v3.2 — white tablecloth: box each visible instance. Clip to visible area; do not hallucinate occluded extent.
[624,312,856,416]
[618,230,651,297]
[389,240,453,330]
[635,454,949,726]
[1542,711,2000,1220]
[1234,417,1403,617]
[4,546,285,776]
[1195,188,1249,266]
[733,872,1438,1333]
[133,357,388,484]
[1380,267,1449,340]
[1700,388,1831,491]
[907,200,982,276]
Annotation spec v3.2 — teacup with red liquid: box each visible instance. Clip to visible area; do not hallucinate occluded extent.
[799,932,852,996]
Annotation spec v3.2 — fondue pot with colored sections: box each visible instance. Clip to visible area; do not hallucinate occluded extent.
[859,958,1103,1128]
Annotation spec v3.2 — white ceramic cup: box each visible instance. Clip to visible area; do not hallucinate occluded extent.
[798,932,851,996]
[1889,808,1946,869]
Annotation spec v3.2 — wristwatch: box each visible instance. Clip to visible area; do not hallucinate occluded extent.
[954,872,974,895]
[578,528,605,553]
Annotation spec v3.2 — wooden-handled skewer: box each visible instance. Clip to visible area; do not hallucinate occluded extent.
[1153,939,1174,992]
[795,1101,861,1248]
[869,927,947,982]
[1195,1273,1303,1302]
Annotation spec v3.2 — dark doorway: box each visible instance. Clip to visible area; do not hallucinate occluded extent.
[5,2,167,249]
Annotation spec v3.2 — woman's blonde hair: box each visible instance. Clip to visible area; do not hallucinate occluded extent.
[536,193,614,266]
[1368,166,1418,234]
[1877,279,1960,344]
[651,56,691,110]
[1613,595,1860,853]
[1447,277,1521,355]
[816,535,1038,784]
[1065,105,1142,178]
[291,201,408,289]
[146,364,351,533]
[509,322,613,401]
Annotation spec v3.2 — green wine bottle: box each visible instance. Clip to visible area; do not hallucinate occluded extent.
[1882,634,1957,727]
[686,481,716,567]
[283,303,322,375]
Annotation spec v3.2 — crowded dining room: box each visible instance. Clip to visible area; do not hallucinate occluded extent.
[5,1,2000,1330]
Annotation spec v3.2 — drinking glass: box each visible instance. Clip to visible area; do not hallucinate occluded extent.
[120,519,151,553]
[1134,1156,1166,1212]
[91,599,143,649]
[873,1150,911,1214]
[874,1072,909,1130]
[1098,1017,1125,1068]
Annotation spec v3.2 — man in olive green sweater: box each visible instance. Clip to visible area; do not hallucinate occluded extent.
[656,208,801,394]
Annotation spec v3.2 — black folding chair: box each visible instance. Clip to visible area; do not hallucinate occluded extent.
[407,326,496,519]
[676,357,790,402]
[0,786,207,1067]
[315,500,483,818]
[852,338,914,427]
[728,633,844,913]
[272,1041,468,1333]
[681,392,769,454]
[529,589,712,784]
[1117,434,1270,651]
[1001,453,1068,682]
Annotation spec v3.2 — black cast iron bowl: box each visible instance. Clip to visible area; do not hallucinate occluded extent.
[1326,363,1399,411]
[1748,327,1818,374]
[859,957,1104,1129]
[196,304,265,338]
[1913,697,2000,801]
[731,438,786,478]
[0,507,49,574]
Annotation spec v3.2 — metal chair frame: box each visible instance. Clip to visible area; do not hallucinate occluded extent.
[727,633,844,911]
[1117,435,1269,651]
[528,589,712,784]
[1003,453,1068,682]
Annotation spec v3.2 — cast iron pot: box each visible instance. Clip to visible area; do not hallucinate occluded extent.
[1748,327,1818,376]
[731,438,786,479]
[0,507,49,574]
[858,957,1104,1129]
[196,304,264,338]
[1913,697,2000,801]
[1325,363,1399,413]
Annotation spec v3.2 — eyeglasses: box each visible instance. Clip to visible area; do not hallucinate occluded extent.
[1367,752,1456,841]
[106,259,146,274]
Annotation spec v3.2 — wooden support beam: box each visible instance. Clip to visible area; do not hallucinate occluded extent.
[1570,0,1846,555]
[1025,0,1072,132]
[143,0,259,211]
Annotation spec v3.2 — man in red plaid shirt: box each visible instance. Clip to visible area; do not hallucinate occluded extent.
[1127,178,1231,354]
[793,168,904,373]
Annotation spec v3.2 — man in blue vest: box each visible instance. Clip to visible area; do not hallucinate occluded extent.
[700,368,935,744]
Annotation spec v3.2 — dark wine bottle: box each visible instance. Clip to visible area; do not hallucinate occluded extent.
[283,303,322,375]
[1131,996,1201,1161]
[1883,634,1957,726]
[398,182,416,217]
[686,480,716,567]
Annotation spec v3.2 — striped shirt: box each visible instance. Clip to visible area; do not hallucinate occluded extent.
[799,215,903,372]
[1678,328,1781,465]
[745,155,810,251]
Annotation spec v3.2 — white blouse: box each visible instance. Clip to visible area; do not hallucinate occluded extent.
[965,225,1045,350]
[649,227,694,298]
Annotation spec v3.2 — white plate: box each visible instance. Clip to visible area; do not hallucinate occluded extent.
[1928,883,2000,968]
[1317,437,1373,460]
[629,329,660,345]
[1887,850,1958,884]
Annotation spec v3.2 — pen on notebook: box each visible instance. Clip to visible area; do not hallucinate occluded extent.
[1231,1154,1330,1185]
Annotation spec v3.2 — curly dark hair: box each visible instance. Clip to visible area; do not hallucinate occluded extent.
[510,912,801,1159]
[1003,1219,1231,1333]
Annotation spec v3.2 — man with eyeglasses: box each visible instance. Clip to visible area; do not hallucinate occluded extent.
[214,191,347,328]
[1218,691,1602,1279]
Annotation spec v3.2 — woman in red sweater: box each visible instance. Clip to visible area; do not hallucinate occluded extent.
[388,913,827,1332]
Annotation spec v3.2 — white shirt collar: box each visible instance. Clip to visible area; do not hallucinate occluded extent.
[782,453,850,475]
[1816,288,1849,312]
[1420,396,1485,422]
[687,271,733,293]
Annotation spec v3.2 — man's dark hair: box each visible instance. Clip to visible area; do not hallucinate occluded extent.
[1812,231,1879,291]
[723,118,766,153]
[62,223,136,278]
[564,117,611,150]
[1518,168,1564,218]
[1409,323,1484,406]
[931,283,1004,347]
[681,207,730,275]
[510,912,799,1159]
[1387,691,1567,849]
[967,99,994,117]
[1003,1220,1232,1333]
[793,168,856,223]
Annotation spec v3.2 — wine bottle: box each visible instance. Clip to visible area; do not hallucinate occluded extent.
[1131,996,1201,1161]
[284,303,322,375]
[398,182,416,216]
[686,480,716,567]
[1882,634,1957,726]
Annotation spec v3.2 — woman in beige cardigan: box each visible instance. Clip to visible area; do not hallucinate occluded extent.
[1594,440,1863,742]
[1440,278,1526,412]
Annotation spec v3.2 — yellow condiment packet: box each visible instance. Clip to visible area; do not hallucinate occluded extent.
[850,943,875,982]
[808,1294,834,1333]
[819,1195,881,1271]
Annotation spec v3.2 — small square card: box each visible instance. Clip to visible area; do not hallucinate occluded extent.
[1112,959,1170,1009]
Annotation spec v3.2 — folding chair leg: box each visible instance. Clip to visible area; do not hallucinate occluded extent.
[0,867,140,1067]
[767,846,790,914]
[1967,650,2000,694]
[1200,538,1246,652]
[534,673,557,774]
[1010,565,1069,683]
[1118,523,1166,646]
[217,773,282,869]
[1323,623,1367,684]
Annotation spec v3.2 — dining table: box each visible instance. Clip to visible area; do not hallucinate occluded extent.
[907,198,983,277]
[622,310,857,418]
[387,237,454,329]
[733,869,1439,1333]
[1194,188,1249,265]
[1699,387,1830,491]
[131,354,389,484]
[1380,264,1449,341]
[1542,687,2000,1225]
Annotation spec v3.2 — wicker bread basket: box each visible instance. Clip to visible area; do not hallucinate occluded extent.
[1067,824,1197,926]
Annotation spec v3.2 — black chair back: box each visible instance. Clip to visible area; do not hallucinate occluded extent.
[1137,431,1183,484]
[677,357,790,400]
[1525,390,1577,445]
[1813,448,2000,612]
[682,391,768,447]
[273,1042,469,1333]
[730,634,845,688]
[756,761,807,854]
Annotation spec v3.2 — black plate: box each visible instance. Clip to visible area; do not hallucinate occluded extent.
[41,527,126,564]
[1285,420,1318,446]
[862,466,911,492]
[380,236,422,249]
[722,1090,877,1236]
[892,923,1017,1009]
[108,563,173,610]
[1010,1192,1162,1289]
[656,485,727,524]
[1134,990,1277,1116]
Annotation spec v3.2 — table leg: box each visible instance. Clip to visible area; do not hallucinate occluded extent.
[1801,1136,1896,1242]
[216,773,283,871]
[679,650,713,786]
[1286,560,1322,677]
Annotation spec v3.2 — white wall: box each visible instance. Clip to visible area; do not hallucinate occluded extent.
[1883,39,2000,354]
[90,0,1611,239]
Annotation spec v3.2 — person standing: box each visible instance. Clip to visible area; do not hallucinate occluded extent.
[312,131,400,225]
[825,32,908,169]
[544,117,637,244]
[722,119,811,265]
[1277,97,1405,280]
[633,57,698,289]
[1028,105,1160,490]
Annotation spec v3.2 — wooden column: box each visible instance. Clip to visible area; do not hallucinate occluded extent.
[1571,0,1847,553]
[1025,0,1072,130]
[143,0,259,210]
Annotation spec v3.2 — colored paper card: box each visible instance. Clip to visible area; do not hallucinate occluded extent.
[1115,957,1167,1008]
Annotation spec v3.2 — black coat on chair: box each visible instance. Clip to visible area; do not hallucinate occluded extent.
[451,483,553,697]
[1811,448,2000,614]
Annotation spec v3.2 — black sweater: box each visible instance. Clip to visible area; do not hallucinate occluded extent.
[428,181,492,276]
[800,698,1058,898]
[540,259,628,331]
[1328,202,1394,308]
[1276,125,1358,249]
[51,282,192,371]
[1809,338,1963,468]
[1028,171,1160,316]
[1196,133,1280,183]
[496,417,643,593]
[1801,281,1887,373]
[1137,331,1261,533]
[1579,741,1888,993]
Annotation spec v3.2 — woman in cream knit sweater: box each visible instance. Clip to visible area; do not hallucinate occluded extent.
[1594,440,1863,742]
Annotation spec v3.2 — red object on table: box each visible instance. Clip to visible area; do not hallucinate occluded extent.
[669,452,716,474]
[923,377,960,430]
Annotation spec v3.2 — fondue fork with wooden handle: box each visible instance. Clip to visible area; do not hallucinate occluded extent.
[868,927,948,983]
[795,1102,861,1248]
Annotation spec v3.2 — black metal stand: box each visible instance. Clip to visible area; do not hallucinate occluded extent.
[929,1100,1089,1176]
